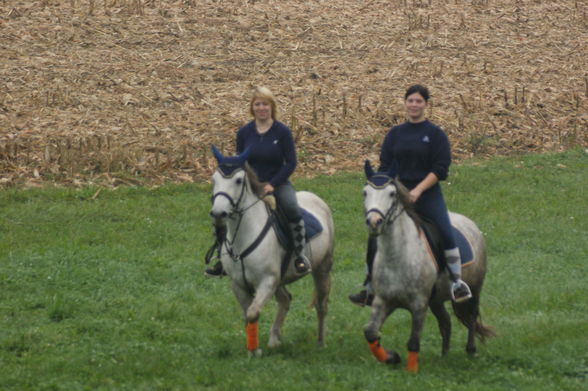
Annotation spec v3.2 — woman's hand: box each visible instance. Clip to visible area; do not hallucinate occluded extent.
[408,188,422,203]
[263,184,275,195]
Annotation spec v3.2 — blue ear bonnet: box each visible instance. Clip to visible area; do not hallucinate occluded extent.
[364,159,397,187]
[368,174,394,188]
[211,145,251,176]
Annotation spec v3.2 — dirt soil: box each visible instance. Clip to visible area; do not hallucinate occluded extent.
[1,0,587,187]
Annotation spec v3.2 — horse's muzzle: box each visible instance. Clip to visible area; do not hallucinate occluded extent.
[365,212,384,235]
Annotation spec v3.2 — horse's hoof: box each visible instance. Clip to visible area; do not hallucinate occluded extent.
[385,350,401,365]
[248,349,263,358]
[268,338,281,348]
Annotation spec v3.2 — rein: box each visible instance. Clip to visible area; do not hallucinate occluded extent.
[365,181,404,228]
[211,168,271,294]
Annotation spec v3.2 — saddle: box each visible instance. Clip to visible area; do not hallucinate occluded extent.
[419,217,474,272]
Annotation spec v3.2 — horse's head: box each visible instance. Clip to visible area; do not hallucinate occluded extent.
[363,160,401,236]
[209,145,252,226]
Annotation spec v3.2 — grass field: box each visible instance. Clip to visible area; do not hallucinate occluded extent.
[1,150,587,390]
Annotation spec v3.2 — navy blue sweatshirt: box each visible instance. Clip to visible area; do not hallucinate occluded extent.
[379,120,451,187]
[236,120,297,187]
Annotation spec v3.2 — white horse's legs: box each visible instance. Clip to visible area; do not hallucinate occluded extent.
[246,278,278,323]
[312,264,332,347]
[231,281,261,355]
[429,300,452,356]
[363,297,401,364]
[268,286,291,348]
[364,296,389,342]
[406,306,429,373]
[231,281,254,321]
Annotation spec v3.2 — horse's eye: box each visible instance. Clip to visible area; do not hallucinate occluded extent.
[362,190,367,197]
[389,191,395,197]
[236,178,243,185]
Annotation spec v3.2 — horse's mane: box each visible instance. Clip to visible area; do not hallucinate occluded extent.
[393,178,423,226]
[244,163,277,209]
[243,163,265,198]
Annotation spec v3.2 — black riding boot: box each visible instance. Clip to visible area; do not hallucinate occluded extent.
[349,236,377,306]
[289,218,311,274]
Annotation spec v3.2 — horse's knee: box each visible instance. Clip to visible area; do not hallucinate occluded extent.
[246,308,260,323]
[364,325,378,342]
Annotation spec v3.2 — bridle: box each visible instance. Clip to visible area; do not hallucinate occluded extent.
[211,168,262,218]
[364,178,404,229]
[210,167,270,294]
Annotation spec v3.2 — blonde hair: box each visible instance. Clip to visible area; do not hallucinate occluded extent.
[249,86,278,120]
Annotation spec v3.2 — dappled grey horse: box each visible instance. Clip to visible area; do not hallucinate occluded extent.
[362,161,494,372]
[209,146,335,355]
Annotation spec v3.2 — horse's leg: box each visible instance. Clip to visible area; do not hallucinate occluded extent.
[453,293,480,355]
[230,282,259,355]
[312,265,331,348]
[268,286,291,348]
[364,297,401,364]
[243,277,278,354]
[406,306,428,373]
[429,300,452,356]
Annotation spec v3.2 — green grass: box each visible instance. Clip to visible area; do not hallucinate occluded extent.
[1,149,587,391]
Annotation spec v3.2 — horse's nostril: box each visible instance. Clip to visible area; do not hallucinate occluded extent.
[376,218,383,226]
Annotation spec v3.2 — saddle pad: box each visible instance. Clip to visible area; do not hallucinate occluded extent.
[274,208,323,247]
[301,208,323,240]
[454,226,474,266]
[421,222,475,268]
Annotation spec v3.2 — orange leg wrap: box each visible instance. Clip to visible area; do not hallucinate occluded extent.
[406,351,419,373]
[246,322,259,352]
[368,340,389,362]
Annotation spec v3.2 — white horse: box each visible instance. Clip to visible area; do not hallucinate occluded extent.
[362,161,494,372]
[209,146,335,355]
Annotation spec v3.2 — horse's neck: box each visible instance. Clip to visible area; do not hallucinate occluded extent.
[226,190,269,248]
[379,211,421,261]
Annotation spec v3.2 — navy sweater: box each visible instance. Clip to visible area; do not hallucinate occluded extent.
[236,120,297,187]
[379,120,451,187]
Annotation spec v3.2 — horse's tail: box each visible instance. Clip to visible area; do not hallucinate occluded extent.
[453,296,496,343]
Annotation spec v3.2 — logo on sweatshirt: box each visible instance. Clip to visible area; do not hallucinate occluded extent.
[273,139,279,145]
[422,136,430,143]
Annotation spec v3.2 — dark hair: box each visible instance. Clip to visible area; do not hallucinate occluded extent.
[404,85,430,102]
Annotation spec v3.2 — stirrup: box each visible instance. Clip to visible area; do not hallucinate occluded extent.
[294,256,311,274]
[451,280,472,303]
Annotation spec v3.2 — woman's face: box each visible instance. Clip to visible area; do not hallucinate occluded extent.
[252,99,272,121]
[404,92,427,122]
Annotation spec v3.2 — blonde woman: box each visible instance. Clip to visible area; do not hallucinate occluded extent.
[206,87,311,276]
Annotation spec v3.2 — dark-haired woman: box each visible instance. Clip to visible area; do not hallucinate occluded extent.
[206,86,311,277]
[349,85,472,305]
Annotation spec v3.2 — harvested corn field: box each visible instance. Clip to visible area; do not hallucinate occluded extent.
[1,0,587,187]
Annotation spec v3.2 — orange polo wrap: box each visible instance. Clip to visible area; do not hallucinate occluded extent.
[246,322,259,351]
[368,340,388,362]
[406,351,419,373]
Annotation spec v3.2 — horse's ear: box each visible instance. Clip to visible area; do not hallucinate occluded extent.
[211,145,224,164]
[234,146,252,167]
[364,160,375,179]
[239,146,252,162]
